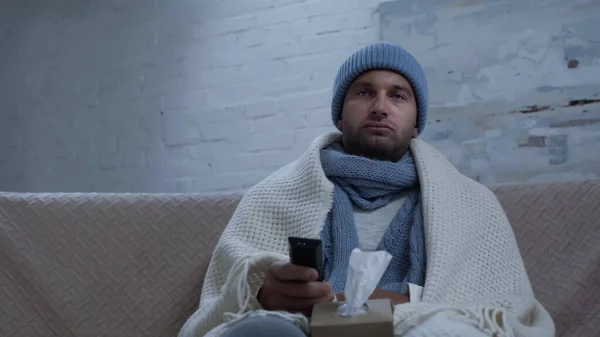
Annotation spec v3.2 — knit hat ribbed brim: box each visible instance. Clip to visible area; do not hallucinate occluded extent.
[331,42,429,134]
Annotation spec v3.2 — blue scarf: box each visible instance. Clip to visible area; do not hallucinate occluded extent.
[320,143,426,294]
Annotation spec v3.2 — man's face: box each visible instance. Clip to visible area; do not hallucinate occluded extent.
[336,70,418,162]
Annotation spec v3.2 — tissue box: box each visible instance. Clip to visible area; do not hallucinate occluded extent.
[310,299,394,337]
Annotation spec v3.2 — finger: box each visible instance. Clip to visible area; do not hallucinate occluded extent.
[271,262,318,282]
[278,281,332,299]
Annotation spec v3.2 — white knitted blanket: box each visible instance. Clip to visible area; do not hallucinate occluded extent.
[178,132,555,337]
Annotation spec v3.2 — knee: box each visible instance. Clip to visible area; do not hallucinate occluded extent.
[221,316,306,337]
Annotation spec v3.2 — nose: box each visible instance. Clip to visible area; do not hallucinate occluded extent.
[370,94,388,119]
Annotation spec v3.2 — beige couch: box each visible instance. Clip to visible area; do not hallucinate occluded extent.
[1,180,599,337]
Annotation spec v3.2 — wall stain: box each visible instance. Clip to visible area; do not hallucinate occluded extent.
[567,59,579,69]
[518,136,546,148]
[516,105,551,114]
[547,135,568,165]
[567,99,600,106]
[510,97,600,114]
[550,119,600,128]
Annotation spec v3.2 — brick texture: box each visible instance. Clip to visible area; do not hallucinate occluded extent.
[0,0,382,193]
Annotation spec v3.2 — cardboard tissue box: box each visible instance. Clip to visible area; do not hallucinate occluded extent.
[310,299,394,337]
[310,248,395,337]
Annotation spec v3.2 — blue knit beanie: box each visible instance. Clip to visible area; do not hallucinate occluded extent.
[331,42,429,134]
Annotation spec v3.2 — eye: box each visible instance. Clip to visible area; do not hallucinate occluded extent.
[358,90,370,96]
[392,93,407,100]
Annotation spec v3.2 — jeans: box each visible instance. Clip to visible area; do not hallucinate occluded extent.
[220,316,307,337]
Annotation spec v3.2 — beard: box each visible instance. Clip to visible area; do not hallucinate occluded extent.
[342,127,413,162]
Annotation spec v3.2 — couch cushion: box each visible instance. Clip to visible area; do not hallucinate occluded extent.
[0,193,240,337]
[491,180,600,337]
[1,180,599,337]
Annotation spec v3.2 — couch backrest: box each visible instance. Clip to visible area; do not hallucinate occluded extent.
[1,180,599,337]
[490,180,600,337]
[0,193,241,337]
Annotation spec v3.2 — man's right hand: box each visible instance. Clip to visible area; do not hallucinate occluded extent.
[258,261,334,316]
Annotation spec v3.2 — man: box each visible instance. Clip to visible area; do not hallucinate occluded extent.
[179,42,554,337]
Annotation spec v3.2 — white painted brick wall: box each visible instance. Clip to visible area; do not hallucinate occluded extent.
[0,0,383,193]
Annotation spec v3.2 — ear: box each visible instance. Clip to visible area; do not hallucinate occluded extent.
[412,127,418,138]
[336,119,343,131]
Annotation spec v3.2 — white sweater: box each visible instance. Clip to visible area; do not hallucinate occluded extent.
[178,132,555,337]
[354,193,408,251]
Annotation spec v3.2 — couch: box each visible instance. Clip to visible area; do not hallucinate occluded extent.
[1,180,599,337]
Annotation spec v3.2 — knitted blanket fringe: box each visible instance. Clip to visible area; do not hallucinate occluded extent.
[178,132,555,337]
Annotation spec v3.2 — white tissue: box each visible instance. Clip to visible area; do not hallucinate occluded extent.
[337,248,392,317]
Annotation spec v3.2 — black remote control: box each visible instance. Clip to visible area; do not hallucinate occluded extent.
[288,237,324,282]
